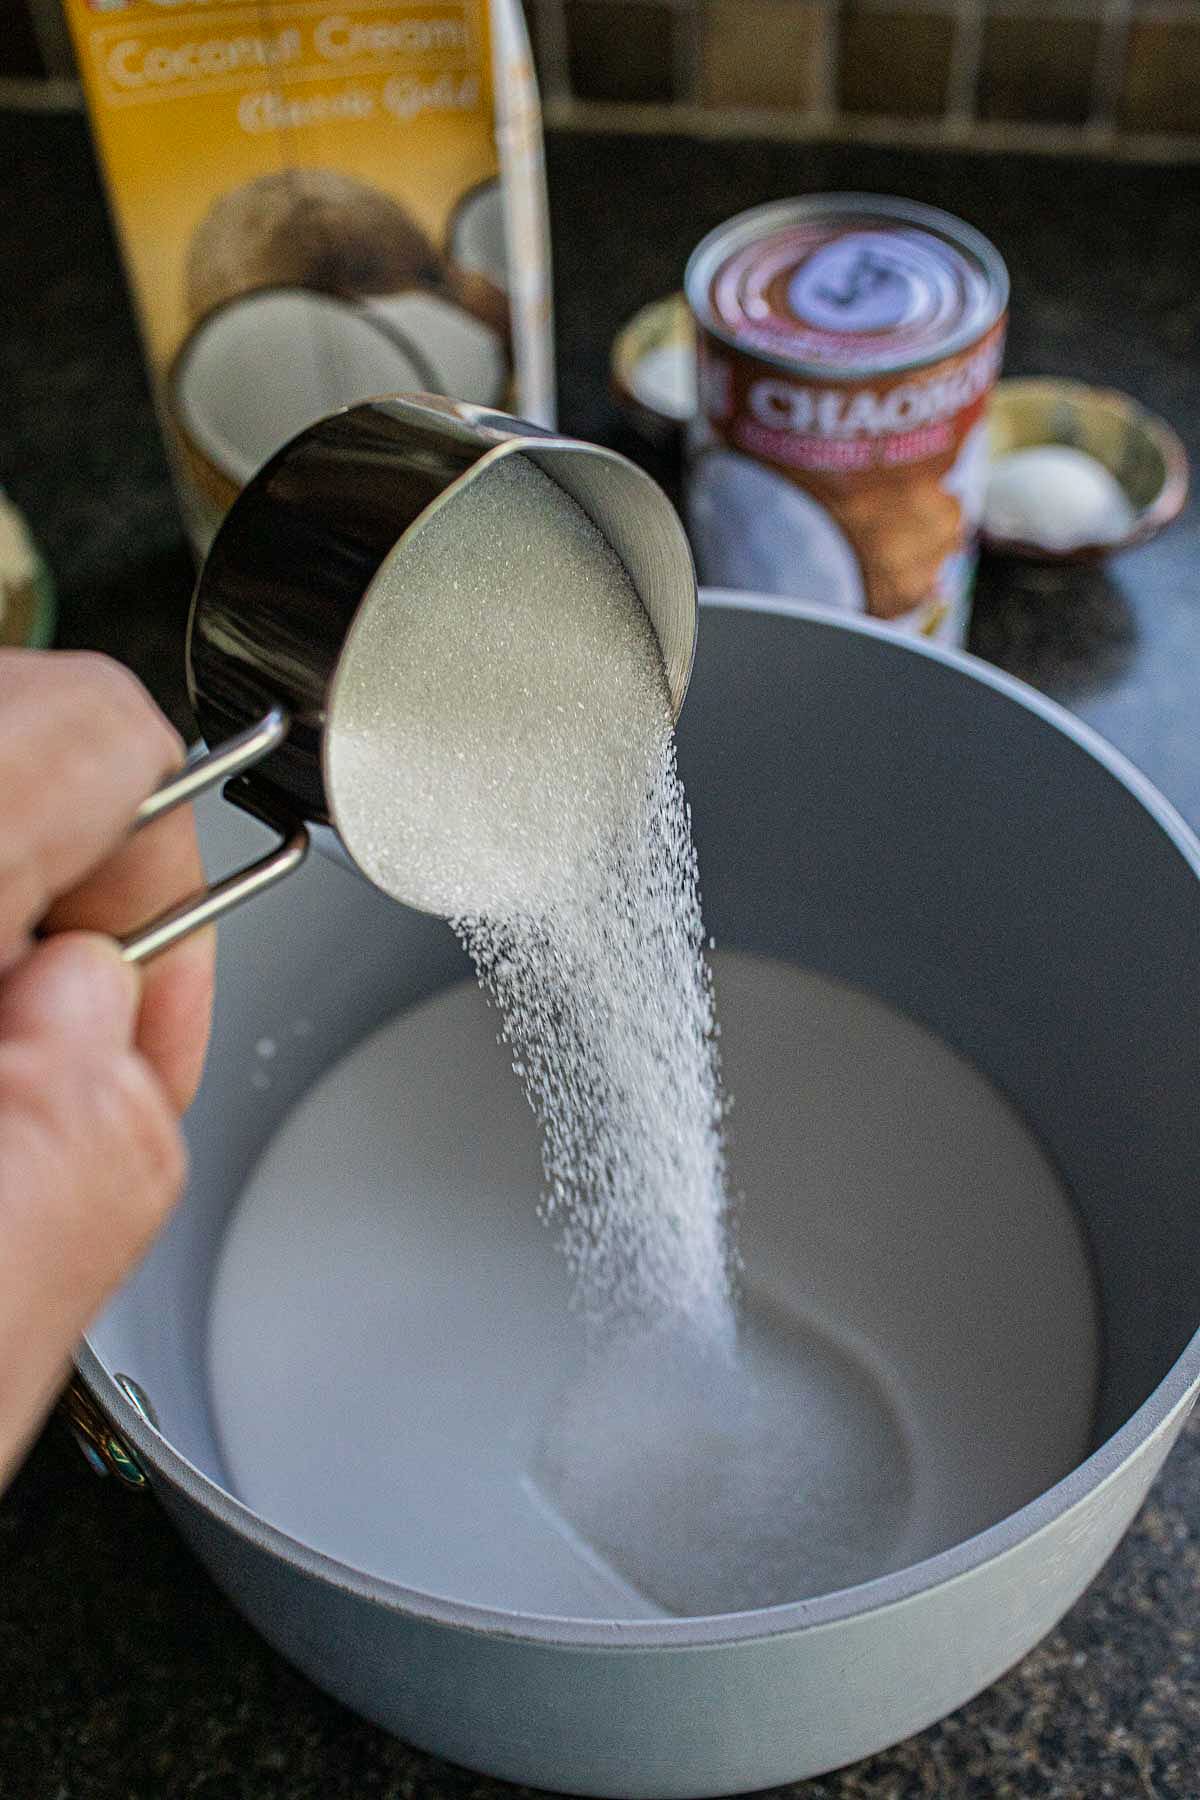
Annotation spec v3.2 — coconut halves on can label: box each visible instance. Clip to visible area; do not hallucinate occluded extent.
[64,0,554,552]
[685,197,1009,645]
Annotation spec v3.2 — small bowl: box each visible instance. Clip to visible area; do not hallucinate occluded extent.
[0,490,55,647]
[611,292,696,446]
[984,377,1189,562]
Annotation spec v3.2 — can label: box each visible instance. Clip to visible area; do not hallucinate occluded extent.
[686,202,1008,645]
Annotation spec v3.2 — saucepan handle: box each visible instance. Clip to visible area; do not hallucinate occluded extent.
[120,707,309,965]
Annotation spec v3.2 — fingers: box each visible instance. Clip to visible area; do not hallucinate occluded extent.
[0,648,215,1111]
[0,653,208,1479]
[43,809,216,1114]
[0,928,140,1045]
[0,651,183,962]
[135,927,215,1116]
[0,934,186,1483]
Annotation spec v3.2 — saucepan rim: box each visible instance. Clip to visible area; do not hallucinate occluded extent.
[80,594,1200,1651]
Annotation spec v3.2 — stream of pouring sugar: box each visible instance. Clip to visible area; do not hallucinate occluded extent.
[458,731,734,1350]
[331,453,735,1350]
[329,454,812,1611]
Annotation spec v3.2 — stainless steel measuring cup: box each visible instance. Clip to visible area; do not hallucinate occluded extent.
[123,393,698,962]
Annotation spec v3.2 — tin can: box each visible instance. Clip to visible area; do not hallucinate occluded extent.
[685,195,1008,645]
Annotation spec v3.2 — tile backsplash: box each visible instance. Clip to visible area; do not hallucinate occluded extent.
[4,0,1198,156]
[531,0,1200,155]
[701,0,828,113]
[1121,15,1200,133]
[978,14,1102,125]
[838,5,957,119]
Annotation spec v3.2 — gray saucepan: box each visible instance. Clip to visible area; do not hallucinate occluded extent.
[75,594,1200,1796]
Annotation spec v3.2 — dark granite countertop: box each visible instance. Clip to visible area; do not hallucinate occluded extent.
[2,112,1199,1799]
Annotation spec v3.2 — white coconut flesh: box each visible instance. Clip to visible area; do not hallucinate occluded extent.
[174,288,430,488]
[366,289,507,405]
[687,449,865,610]
[631,342,697,421]
[448,182,508,290]
[984,445,1136,550]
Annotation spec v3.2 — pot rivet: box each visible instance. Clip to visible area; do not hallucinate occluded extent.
[116,1374,159,1430]
[58,1376,149,1490]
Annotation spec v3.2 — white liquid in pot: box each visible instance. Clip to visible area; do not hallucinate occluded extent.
[207,952,1099,1620]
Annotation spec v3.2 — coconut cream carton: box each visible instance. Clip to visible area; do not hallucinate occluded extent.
[64,0,553,548]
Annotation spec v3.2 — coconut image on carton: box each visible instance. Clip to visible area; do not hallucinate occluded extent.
[172,169,512,512]
[64,0,554,551]
[445,177,511,337]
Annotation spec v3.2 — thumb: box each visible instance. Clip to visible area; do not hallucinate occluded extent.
[0,932,141,1047]
[0,932,179,1489]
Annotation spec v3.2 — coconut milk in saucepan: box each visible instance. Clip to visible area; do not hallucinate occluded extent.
[205,458,1095,1618]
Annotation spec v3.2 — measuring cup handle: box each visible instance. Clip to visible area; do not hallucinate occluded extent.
[119,708,309,965]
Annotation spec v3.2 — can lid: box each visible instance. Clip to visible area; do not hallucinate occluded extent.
[686,195,1008,378]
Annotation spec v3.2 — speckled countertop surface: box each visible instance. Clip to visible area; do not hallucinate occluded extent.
[1,113,1199,1799]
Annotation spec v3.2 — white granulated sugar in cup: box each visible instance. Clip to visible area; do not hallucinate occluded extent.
[330,453,673,923]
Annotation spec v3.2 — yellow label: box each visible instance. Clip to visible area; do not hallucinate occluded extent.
[64,0,504,540]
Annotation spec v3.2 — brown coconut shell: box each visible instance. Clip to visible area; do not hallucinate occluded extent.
[169,409,241,518]
[447,266,511,341]
[0,572,35,647]
[186,169,447,323]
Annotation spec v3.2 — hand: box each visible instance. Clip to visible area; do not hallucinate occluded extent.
[0,650,215,1487]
